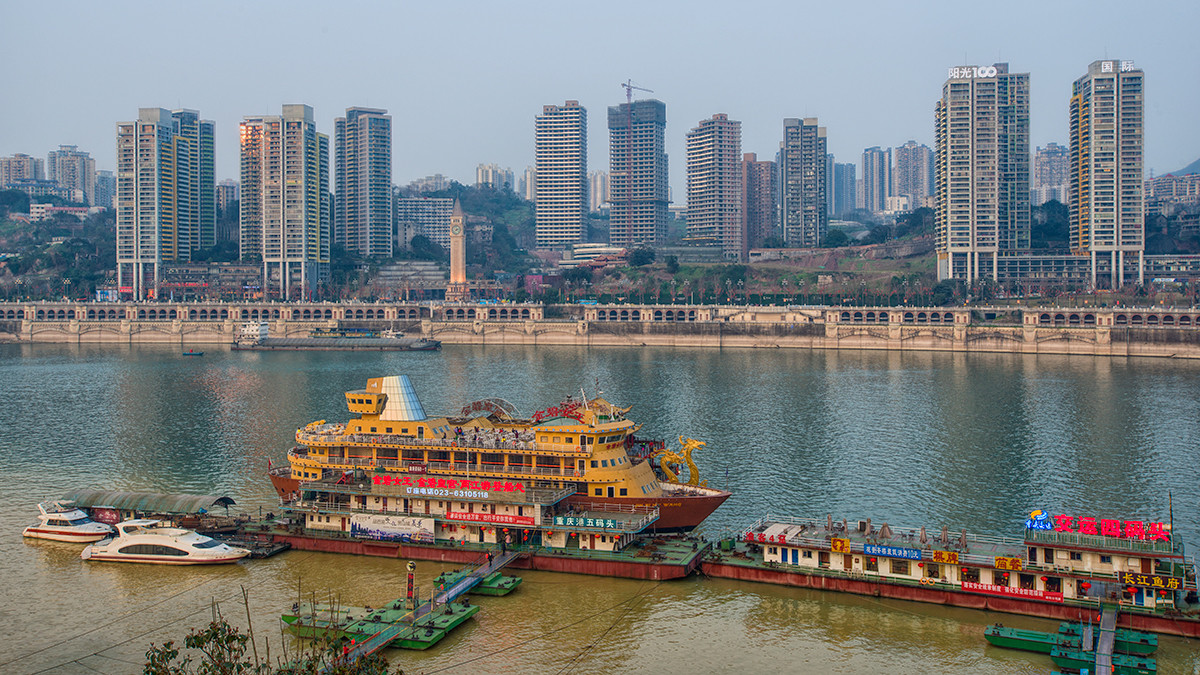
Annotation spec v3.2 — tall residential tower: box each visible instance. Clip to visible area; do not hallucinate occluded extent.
[779,118,827,247]
[685,114,743,260]
[935,63,1030,282]
[1069,59,1144,287]
[334,107,393,258]
[46,145,96,205]
[861,146,891,213]
[534,101,588,249]
[742,153,777,250]
[240,104,330,298]
[608,99,668,248]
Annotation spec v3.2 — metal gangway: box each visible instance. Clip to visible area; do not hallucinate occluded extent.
[328,549,521,671]
[1094,605,1119,673]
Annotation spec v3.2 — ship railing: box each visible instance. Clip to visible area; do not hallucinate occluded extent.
[296,430,563,454]
[1024,529,1175,556]
[426,460,574,479]
[557,502,660,533]
[750,514,1029,556]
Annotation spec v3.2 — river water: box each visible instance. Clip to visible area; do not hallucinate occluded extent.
[1,344,1197,674]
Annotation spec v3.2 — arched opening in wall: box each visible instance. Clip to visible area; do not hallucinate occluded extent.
[138,310,146,319]
[1147,315,1159,326]
[87,310,95,319]
[1131,315,1143,325]
[1115,314,1128,325]
[272,310,281,319]
[917,312,928,324]
[325,309,333,319]
[1053,314,1066,326]
[521,309,530,319]
[865,311,875,322]
[1039,313,1051,325]
[1181,316,1193,326]
[219,310,227,319]
[840,311,850,321]
[37,310,45,320]
[467,309,476,319]
[1068,314,1081,325]
[620,310,630,320]
[903,312,914,323]
[1163,315,1176,326]
[489,309,497,319]
[653,310,663,321]
[853,311,863,322]
[1084,314,1095,325]
[688,310,696,320]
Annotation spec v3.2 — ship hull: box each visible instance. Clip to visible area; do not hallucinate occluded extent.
[565,488,731,533]
[270,468,729,533]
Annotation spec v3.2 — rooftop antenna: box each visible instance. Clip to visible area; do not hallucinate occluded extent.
[619,80,653,242]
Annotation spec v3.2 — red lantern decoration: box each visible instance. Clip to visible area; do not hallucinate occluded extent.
[1040,576,1048,582]
[1159,590,1168,596]
[961,567,968,574]
[1080,582,1091,590]
[917,562,924,568]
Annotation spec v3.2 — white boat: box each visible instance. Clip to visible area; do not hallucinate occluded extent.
[23,501,114,543]
[80,519,250,565]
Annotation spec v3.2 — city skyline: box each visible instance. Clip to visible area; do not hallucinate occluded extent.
[2,2,1197,201]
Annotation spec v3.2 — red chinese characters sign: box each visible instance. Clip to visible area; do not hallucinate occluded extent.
[372,474,526,493]
[1120,572,1183,591]
[930,550,959,565]
[1050,514,1170,541]
[532,401,584,423]
[961,581,1063,603]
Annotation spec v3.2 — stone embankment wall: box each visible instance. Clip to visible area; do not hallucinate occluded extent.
[3,302,1200,359]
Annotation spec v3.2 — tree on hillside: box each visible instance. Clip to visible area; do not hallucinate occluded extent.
[823,230,851,248]
[1031,200,1069,248]
[893,207,934,239]
[628,248,655,266]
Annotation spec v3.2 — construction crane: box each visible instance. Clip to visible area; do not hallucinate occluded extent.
[619,80,652,244]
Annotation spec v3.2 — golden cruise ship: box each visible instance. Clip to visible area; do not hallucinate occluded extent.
[269,375,730,532]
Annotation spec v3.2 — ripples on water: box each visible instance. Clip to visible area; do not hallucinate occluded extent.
[1,344,1198,674]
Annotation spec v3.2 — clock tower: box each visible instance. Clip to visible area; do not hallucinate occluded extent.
[446,199,469,302]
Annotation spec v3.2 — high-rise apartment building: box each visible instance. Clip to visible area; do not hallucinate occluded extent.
[476,163,514,190]
[742,153,777,250]
[0,153,45,186]
[893,140,933,207]
[46,145,96,205]
[395,196,453,249]
[832,162,857,216]
[534,101,588,249]
[115,108,186,299]
[608,99,668,248]
[1070,59,1145,287]
[935,63,1030,282]
[216,179,239,215]
[1032,143,1070,206]
[240,104,330,298]
[779,118,827,247]
[685,114,743,260]
[334,107,393,258]
[519,166,536,202]
[588,171,609,212]
[95,170,115,209]
[170,109,216,252]
[861,146,891,213]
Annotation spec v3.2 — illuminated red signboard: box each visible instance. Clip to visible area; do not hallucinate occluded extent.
[1049,515,1170,541]
[445,511,535,526]
[961,581,1063,603]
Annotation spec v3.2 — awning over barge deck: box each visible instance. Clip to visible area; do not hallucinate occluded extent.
[61,490,236,515]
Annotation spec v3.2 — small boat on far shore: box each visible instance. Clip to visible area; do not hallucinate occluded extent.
[23,501,114,543]
[183,349,204,356]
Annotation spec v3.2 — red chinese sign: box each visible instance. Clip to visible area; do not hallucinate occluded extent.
[745,531,790,545]
[372,474,525,492]
[1051,515,1170,541]
[1120,572,1182,591]
[961,581,1063,603]
[532,401,584,423]
[445,511,535,526]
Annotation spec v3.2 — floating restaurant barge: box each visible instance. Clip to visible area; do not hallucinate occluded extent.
[266,468,708,580]
[702,513,1200,638]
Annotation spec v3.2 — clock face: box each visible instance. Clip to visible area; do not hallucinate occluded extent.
[451,225,462,235]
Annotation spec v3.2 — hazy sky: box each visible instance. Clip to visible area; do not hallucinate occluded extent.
[3,1,1198,197]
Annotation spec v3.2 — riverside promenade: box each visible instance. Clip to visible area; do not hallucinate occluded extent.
[2,301,1200,359]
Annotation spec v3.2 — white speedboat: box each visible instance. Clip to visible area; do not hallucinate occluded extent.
[81,519,250,565]
[23,501,114,543]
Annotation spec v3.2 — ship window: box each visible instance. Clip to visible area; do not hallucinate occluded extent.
[601,460,609,467]
[48,519,69,526]
[553,437,561,443]
[371,427,377,433]
[540,435,548,443]
[386,428,392,433]
[890,560,910,575]
[590,461,598,468]
[620,488,627,496]
[1070,552,1082,561]
[802,550,813,559]
[595,488,602,496]
[768,547,777,555]
[402,428,409,434]
[565,437,574,444]
[1100,555,1112,564]
[194,539,222,549]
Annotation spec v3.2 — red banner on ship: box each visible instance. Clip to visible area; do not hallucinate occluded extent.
[961,580,1063,603]
[444,511,535,526]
